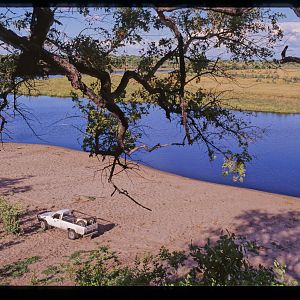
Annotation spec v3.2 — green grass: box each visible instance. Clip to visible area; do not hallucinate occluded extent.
[18,66,300,114]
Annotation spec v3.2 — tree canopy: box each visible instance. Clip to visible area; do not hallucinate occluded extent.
[0,6,298,207]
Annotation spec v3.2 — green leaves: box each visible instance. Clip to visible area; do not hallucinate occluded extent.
[187,231,292,286]
[222,155,248,182]
[72,96,145,156]
[0,197,23,235]
[33,232,294,286]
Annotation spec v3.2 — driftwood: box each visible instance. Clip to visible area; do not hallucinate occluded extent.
[281,56,300,64]
[280,45,300,64]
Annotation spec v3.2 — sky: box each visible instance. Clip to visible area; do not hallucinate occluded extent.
[272,7,300,57]
[0,7,300,59]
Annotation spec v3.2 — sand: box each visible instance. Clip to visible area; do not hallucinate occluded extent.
[1,142,300,285]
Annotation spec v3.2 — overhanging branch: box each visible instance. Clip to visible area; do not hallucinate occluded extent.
[292,7,300,17]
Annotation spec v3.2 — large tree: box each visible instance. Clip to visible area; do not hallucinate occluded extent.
[0,6,295,208]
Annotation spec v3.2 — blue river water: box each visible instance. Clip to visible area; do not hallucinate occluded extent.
[4,96,300,198]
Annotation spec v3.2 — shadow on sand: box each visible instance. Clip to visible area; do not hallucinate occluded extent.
[0,176,34,195]
[19,208,46,236]
[199,209,300,282]
[91,223,116,239]
[0,208,42,250]
[0,239,24,251]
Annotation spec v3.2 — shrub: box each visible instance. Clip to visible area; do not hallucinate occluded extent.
[187,231,284,286]
[0,197,23,235]
[65,246,187,286]
[37,231,296,286]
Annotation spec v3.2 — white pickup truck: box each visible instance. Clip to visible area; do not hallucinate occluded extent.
[37,209,98,240]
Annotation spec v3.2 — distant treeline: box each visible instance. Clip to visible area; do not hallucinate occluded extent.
[109,54,176,69]
[1,54,299,71]
[108,55,300,70]
[108,55,280,70]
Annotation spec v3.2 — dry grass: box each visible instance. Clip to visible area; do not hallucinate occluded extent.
[187,75,300,114]
[18,66,300,113]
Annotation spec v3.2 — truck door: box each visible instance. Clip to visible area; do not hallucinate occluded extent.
[59,213,70,230]
[52,213,62,228]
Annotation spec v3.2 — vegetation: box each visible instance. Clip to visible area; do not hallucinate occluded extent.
[30,264,65,286]
[17,64,300,114]
[0,197,23,235]
[0,256,40,285]
[102,54,177,70]
[29,232,297,286]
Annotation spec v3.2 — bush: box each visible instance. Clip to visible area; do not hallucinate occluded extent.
[0,197,23,235]
[187,231,285,286]
[38,231,296,286]
[64,246,187,286]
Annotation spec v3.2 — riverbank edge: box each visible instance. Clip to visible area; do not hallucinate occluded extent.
[3,141,300,201]
[13,93,300,115]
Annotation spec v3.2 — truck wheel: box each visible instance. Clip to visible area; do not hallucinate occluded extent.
[76,220,86,227]
[68,229,78,240]
[40,220,49,231]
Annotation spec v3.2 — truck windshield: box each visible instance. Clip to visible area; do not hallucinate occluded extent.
[65,211,74,216]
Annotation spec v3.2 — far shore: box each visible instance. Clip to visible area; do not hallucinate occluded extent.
[1,142,300,285]
[17,65,300,114]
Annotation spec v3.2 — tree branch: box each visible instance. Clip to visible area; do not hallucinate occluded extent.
[111,70,171,118]
[126,142,185,156]
[110,181,152,211]
[16,7,54,76]
[0,21,128,156]
[280,45,300,64]
[281,56,300,64]
[292,7,300,18]
[202,7,253,16]
[156,8,192,144]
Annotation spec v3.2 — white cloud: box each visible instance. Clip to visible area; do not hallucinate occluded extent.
[280,21,300,34]
[278,21,300,54]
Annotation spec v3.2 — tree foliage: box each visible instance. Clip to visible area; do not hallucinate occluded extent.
[0,6,288,205]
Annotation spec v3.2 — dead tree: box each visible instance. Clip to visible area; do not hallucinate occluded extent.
[281,45,288,60]
[280,45,300,64]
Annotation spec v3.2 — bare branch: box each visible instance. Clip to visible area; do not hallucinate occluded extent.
[156,9,192,143]
[111,70,171,119]
[280,45,300,64]
[126,142,185,156]
[292,7,300,18]
[155,7,179,13]
[110,181,152,211]
[202,7,253,16]
[281,56,300,64]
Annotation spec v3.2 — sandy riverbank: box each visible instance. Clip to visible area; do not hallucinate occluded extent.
[1,142,300,285]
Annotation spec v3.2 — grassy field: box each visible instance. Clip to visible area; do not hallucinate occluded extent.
[18,65,300,114]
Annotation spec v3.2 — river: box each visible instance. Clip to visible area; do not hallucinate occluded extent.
[4,96,300,198]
